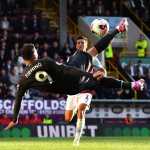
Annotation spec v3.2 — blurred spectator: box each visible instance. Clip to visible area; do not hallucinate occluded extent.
[32,32,42,44]
[112,0,119,15]
[42,51,49,58]
[40,12,49,32]
[124,113,134,125]
[0,113,11,125]
[21,114,31,125]
[8,66,19,85]
[7,0,16,12]
[16,57,24,74]
[135,60,146,79]
[42,42,50,57]
[8,84,16,98]
[60,43,72,60]
[43,114,53,125]
[18,15,29,33]
[95,0,104,16]
[0,68,11,98]
[30,14,40,32]
[49,40,59,59]
[105,9,111,16]
[0,68,10,85]
[124,60,136,78]
[0,16,10,30]
[3,60,13,73]
[31,112,42,124]
[135,34,148,58]
[66,33,75,50]
[105,44,114,59]
[85,0,93,14]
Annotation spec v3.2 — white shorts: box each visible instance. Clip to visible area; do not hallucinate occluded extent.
[65,93,92,111]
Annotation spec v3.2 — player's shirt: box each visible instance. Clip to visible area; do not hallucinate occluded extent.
[66,50,93,82]
[13,57,94,122]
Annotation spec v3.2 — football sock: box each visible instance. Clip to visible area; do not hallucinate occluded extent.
[73,118,85,145]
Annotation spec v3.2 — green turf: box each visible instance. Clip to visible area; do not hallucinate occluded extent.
[0,137,150,150]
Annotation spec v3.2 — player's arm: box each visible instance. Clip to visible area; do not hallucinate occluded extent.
[44,57,94,79]
[4,83,27,130]
[87,19,128,56]
[92,56,107,80]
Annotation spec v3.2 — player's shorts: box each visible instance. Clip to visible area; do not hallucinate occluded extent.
[65,93,92,111]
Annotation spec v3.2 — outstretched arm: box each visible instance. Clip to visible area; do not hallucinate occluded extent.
[4,84,26,130]
[87,18,128,56]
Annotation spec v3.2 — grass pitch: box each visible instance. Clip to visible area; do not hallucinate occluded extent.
[0,137,150,150]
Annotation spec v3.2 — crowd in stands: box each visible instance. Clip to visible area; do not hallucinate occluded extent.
[68,0,120,22]
[68,0,150,35]
[124,0,150,25]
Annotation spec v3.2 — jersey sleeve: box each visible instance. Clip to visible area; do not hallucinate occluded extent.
[43,57,93,81]
[67,52,92,69]
[13,82,27,123]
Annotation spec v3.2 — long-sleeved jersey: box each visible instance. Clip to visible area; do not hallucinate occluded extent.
[13,57,95,122]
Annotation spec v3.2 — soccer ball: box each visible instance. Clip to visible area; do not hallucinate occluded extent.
[90,18,109,36]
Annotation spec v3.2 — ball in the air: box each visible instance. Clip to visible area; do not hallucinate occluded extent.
[90,18,109,36]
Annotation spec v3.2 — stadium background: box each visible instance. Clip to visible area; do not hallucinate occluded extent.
[0,0,150,149]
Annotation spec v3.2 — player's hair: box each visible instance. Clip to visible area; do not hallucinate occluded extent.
[22,43,35,60]
[76,36,88,42]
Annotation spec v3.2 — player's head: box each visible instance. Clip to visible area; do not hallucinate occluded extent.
[22,43,38,64]
[76,36,88,52]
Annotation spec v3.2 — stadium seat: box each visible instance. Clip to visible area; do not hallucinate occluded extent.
[140,128,150,136]
[11,128,21,137]
[122,127,132,136]
[132,127,140,136]
[103,127,113,136]
[113,127,122,136]
[21,128,31,137]
[2,130,11,137]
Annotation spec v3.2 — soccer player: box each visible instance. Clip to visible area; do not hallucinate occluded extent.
[64,19,143,146]
[66,56,105,146]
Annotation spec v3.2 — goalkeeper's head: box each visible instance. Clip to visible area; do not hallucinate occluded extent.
[22,43,38,65]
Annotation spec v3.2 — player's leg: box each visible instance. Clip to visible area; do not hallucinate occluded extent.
[73,93,92,146]
[97,77,145,91]
[65,110,73,122]
[73,103,86,146]
[65,95,77,122]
